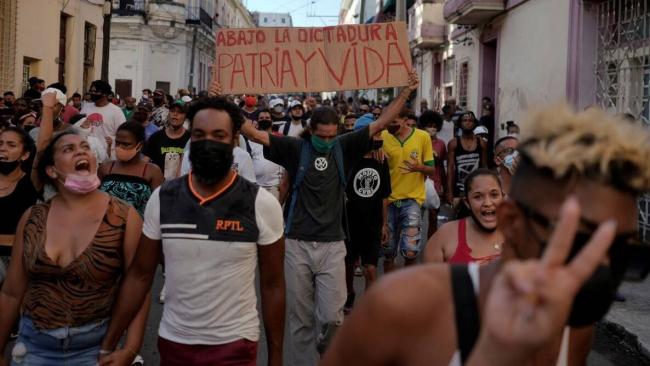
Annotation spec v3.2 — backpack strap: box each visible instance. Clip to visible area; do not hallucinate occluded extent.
[284,140,312,235]
[243,135,253,156]
[450,265,480,364]
[331,140,346,188]
[282,120,291,136]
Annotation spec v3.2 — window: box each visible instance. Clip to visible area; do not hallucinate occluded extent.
[115,79,132,99]
[22,60,31,95]
[264,17,267,23]
[282,18,286,24]
[155,81,171,95]
[443,57,455,84]
[457,62,469,109]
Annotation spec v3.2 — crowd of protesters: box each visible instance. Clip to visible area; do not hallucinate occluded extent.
[0,68,648,366]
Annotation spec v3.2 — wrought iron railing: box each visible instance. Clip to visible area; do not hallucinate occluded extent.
[113,0,146,16]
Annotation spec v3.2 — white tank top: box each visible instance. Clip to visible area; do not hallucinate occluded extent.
[448,263,569,366]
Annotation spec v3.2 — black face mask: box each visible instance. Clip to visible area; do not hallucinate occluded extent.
[23,125,36,133]
[386,125,400,135]
[517,201,631,327]
[189,140,233,185]
[257,119,272,130]
[4,101,12,108]
[0,160,21,175]
[372,140,383,150]
[90,93,103,102]
[565,232,629,327]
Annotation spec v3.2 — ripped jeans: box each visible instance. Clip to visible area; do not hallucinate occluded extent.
[11,315,108,366]
[384,199,422,260]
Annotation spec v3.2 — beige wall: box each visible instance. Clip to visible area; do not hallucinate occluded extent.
[13,0,104,96]
[496,0,570,127]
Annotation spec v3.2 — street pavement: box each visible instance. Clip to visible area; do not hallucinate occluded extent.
[140,265,618,366]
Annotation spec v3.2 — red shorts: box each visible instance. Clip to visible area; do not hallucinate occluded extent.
[158,337,257,366]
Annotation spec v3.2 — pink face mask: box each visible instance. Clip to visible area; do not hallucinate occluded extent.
[57,171,100,194]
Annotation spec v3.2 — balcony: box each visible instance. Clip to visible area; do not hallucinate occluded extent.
[186,6,213,29]
[443,0,505,25]
[113,0,146,16]
[408,1,446,49]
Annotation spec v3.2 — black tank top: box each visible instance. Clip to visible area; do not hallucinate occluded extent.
[454,137,482,196]
[0,174,38,255]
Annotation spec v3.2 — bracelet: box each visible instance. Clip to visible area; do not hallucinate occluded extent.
[99,349,113,355]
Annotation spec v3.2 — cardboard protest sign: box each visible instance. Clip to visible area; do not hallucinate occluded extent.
[215,22,412,94]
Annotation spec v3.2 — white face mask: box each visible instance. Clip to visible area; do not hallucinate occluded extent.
[274,105,284,113]
[503,150,519,174]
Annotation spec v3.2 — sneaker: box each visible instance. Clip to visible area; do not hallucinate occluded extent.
[132,354,144,365]
[159,283,166,304]
[354,265,363,277]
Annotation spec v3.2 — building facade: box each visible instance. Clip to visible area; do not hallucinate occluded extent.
[109,0,254,99]
[0,0,105,96]
[251,11,293,27]
[442,0,649,129]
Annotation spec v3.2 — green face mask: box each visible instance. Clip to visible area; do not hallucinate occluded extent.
[311,135,335,154]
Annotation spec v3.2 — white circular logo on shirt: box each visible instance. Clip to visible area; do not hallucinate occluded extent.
[314,157,328,171]
[354,168,380,197]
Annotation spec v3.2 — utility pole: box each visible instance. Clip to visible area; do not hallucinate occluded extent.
[188,26,198,93]
[101,0,112,81]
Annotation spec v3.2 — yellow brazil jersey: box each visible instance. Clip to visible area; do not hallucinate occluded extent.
[382,128,434,205]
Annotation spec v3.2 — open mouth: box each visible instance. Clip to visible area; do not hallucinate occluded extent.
[74,159,92,175]
[480,209,497,221]
[0,155,8,161]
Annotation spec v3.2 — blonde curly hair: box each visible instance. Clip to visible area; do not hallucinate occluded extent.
[518,104,650,194]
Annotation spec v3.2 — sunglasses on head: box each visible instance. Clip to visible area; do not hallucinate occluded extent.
[513,199,649,278]
[515,199,640,246]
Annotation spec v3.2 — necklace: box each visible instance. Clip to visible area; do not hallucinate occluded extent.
[494,242,502,252]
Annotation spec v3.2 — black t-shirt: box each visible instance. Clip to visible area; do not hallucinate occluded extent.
[264,127,373,241]
[144,129,191,177]
[242,108,260,122]
[0,174,38,255]
[346,158,391,228]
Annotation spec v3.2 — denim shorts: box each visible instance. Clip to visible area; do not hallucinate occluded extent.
[384,199,422,260]
[11,315,108,366]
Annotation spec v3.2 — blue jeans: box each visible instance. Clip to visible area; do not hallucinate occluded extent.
[384,199,422,260]
[11,316,108,366]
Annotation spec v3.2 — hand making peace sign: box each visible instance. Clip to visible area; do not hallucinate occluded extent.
[468,196,617,366]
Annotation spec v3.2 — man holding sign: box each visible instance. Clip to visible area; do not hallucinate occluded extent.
[220,69,417,365]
